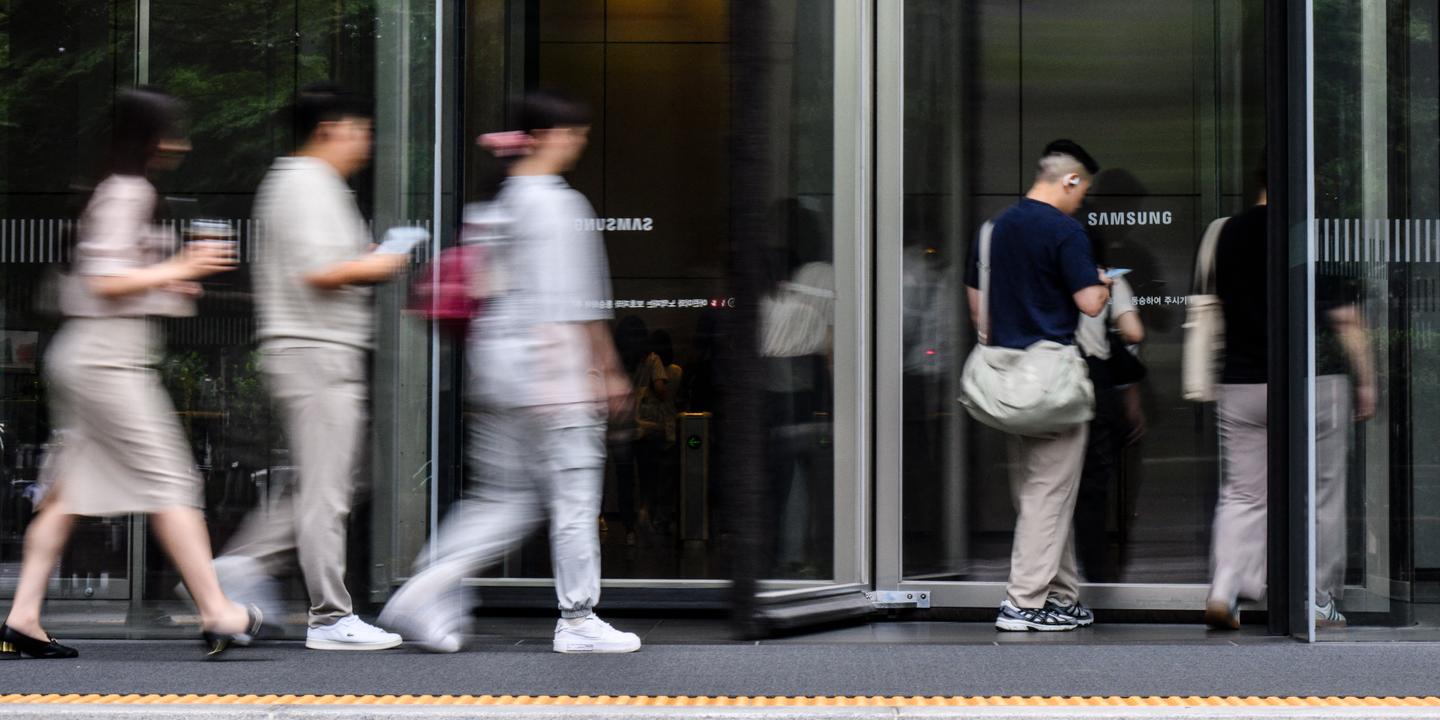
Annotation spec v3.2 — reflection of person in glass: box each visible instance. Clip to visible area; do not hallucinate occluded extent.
[1074,236,1146,582]
[1204,167,1375,630]
[610,315,662,545]
[760,261,836,577]
[636,329,682,534]
[1,89,259,659]
[381,91,641,654]
[965,140,1112,631]
[218,84,407,651]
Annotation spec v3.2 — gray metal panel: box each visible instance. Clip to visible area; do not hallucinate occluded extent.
[829,0,874,588]
[873,0,906,591]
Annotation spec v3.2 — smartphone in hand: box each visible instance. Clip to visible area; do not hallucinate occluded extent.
[375,227,429,255]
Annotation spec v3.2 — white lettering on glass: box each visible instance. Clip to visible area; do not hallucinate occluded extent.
[1086,211,1174,227]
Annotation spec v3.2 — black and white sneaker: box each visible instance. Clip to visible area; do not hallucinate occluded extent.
[995,600,1080,632]
[1314,596,1347,628]
[1045,598,1094,627]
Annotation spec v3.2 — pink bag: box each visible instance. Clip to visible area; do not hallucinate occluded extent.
[409,244,486,336]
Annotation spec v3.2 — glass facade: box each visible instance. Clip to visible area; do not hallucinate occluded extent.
[0,0,445,634]
[1301,0,1440,639]
[0,0,1437,642]
[460,0,848,585]
[894,0,1266,596]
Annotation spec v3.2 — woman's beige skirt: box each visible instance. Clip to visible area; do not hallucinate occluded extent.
[40,318,202,516]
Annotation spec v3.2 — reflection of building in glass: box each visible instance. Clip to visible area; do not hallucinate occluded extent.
[0,0,1436,643]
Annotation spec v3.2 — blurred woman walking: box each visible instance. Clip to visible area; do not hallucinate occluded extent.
[0,88,259,659]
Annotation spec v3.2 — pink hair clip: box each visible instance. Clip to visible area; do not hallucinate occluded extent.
[478,131,534,157]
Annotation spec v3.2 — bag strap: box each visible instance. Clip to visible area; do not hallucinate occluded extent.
[977,220,995,345]
[1193,217,1229,294]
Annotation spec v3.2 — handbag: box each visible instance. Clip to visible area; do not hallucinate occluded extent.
[409,243,486,336]
[1105,333,1147,386]
[408,201,508,337]
[1182,217,1228,402]
[958,221,1095,438]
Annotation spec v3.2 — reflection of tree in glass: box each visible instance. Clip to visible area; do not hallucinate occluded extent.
[1313,0,1439,219]
[0,3,124,215]
[149,0,379,203]
[160,348,282,472]
[0,1,386,217]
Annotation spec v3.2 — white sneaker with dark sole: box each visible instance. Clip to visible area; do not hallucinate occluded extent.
[305,615,403,651]
[552,615,641,653]
[995,600,1079,632]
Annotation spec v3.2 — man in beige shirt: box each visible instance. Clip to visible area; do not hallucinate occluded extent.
[219,84,408,650]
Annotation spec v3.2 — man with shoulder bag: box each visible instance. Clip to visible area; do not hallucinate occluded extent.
[961,140,1111,632]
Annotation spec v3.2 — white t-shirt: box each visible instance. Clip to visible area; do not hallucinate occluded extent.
[253,156,374,350]
[1076,276,1136,359]
[466,175,613,409]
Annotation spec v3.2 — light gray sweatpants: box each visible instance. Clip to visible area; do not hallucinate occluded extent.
[223,343,367,628]
[1210,378,1349,606]
[384,402,606,634]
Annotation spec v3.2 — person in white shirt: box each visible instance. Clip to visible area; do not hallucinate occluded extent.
[381,90,640,654]
[217,84,407,651]
[1073,260,1145,583]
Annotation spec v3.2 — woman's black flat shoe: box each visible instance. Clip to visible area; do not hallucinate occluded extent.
[202,604,263,658]
[0,623,79,659]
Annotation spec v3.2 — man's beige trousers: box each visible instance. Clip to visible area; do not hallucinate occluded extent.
[223,343,367,628]
[1006,424,1088,609]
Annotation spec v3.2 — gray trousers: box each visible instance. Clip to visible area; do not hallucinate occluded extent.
[1210,383,1268,605]
[224,343,367,627]
[1210,378,1350,606]
[1314,376,1351,604]
[1006,424,1088,609]
[385,402,606,633]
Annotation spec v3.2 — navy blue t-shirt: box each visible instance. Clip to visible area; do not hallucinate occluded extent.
[964,198,1100,350]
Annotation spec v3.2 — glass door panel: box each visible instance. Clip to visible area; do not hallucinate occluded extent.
[1305,0,1440,639]
[461,0,867,590]
[1,1,136,605]
[880,0,1265,607]
[1,0,443,636]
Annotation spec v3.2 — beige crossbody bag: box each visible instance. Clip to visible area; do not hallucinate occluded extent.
[958,221,1095,438]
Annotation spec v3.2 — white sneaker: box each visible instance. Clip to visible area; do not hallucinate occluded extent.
[1315,596,1348,628]
[552,614,641,654]
[305,615,403,651]
[377,591,465,654]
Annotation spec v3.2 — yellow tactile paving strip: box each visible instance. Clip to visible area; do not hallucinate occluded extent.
[1,695,1439,708]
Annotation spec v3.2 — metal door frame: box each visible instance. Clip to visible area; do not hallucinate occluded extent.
[447,0,875,606]
[872,0,1274,614]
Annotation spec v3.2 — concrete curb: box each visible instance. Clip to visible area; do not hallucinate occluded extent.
[4,705,1440,720]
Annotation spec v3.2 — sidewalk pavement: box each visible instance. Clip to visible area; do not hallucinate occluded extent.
[4,618,1440,719]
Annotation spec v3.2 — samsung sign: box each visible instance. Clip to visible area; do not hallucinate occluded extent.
[1086,210,1173,227]
[576,217,655,232]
